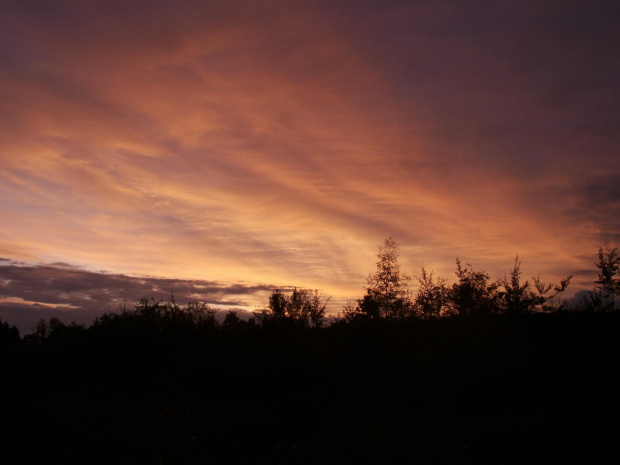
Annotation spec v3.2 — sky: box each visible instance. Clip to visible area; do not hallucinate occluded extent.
[1,0,619,333]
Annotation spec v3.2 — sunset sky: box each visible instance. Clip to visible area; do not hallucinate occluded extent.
[1,0,619,332]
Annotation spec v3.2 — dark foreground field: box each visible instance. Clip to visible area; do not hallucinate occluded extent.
[2,313,619,464]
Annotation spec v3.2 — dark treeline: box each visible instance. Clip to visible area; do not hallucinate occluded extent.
[342,238,619,321]
[1,241,620,463]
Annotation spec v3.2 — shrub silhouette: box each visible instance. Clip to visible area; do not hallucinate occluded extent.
[495,257,572,315]
[344,240,572,319]
[449,258,498,316]
[413,266,449,318]
[594,247,620,311]
[93,296,217,333]
[0,318,19,347]
[255,288,328,328]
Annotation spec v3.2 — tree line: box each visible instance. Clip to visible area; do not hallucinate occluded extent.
[342,237,573,322]
[0,238,619,342]
[341,238,620,322]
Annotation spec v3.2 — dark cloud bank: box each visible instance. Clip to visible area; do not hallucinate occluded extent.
[0,259,277,334]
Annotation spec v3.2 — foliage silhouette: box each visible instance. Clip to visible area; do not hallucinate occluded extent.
[595,247,620,311]
[413,266,449,318]
[578,247,620,313]
[344,241,572,320]
[0,318,20,347]
[22,317,86,345]
[533,273,572,312]
[255,287,328,328]
[496,257,543,314]
[343,237,414,321]
[93,295,217,333]
[448,258,497,316]
[222,310,242,330]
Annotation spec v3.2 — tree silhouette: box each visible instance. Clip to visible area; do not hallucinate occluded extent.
[344,237,413,320]
[413,266,448,318]
[256,288,328,328]
[342,291,381,322]
[496,257,541,314]
[222,310,242,330]
[594,247,620,311]
[91,296,217,338]
[495,257,571,314]
[532,273,572,312]
[0,318,20,347]
[449,258,498,316]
